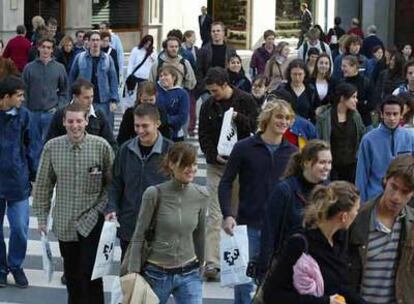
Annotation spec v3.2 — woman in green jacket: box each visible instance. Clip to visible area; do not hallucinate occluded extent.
[127,142,209,304]
[316,82,365,182]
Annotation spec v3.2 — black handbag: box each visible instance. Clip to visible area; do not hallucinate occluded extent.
[125,53,150,91]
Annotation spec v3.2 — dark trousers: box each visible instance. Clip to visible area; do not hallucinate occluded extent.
[331,163,357,183]
[120,239,129,262]
[188,91,197,133]
[59,216,104,304]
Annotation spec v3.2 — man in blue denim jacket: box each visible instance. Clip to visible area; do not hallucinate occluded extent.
[69,31,119,128]
[0,76,41,288]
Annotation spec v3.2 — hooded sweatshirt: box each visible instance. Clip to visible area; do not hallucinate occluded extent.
[356,124,414,203]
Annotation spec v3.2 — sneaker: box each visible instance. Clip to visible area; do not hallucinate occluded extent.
[11,269,28,288]
[203,264,220,281]
[0,272,6,287]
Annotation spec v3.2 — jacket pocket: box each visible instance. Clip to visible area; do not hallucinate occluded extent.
[86,172,102,194]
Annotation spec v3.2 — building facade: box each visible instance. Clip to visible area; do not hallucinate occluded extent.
[0,0,408,51]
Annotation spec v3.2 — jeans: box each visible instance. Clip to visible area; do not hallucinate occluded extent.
[0,198,30,273]
[59,216,104,304]
[234,226,261,304]
[143,264,203,304]
[31,110,54,143]
[93,102,114,130]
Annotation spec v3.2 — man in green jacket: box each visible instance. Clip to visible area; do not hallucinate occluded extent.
[348,154,414,304]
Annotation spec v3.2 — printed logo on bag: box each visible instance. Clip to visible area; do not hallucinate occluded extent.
[226,127,236,141]
[103,242,114,260]
[224,248,240,266]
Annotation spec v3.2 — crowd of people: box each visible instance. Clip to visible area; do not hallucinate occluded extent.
[1,7,414,304]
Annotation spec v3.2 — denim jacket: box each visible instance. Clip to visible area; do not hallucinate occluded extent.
[0,106,41,201]
[69,51,119,103]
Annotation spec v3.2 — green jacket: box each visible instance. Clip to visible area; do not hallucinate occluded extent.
[348,197,414,304]
[316,104,366,148]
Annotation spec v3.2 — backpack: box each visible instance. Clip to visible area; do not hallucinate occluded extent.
[156,56,188,81]
[303,41,327,61]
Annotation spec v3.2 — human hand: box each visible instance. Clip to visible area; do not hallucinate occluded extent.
[216,155,228,164]
[38,224,47,235]
[110,102,118,112]
[330,294,346,304]
[232,111,238,119]
[222,216,237,235]
[105,212,117,221]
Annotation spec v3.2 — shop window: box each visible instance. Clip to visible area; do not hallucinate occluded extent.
[92,0,140,30]
[24,0,63,33]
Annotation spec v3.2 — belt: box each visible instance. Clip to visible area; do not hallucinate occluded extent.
[146,260,199,274]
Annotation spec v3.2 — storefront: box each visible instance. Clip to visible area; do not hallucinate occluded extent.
[24,0,65,33]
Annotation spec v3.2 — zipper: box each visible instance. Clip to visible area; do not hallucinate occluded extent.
[391,128,395,156]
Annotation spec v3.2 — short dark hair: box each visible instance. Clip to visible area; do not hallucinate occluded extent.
[0,76,25,99]
[205,67,230,86]
[63,102,88,119]
[75,30,85,37]
[89,31,101,40]
[285,59,310,83]
[167,29,183,42]
[100,31,111,41]
[404,59,414,80]
[333,82,358,104]
[84,31,93,40]
[47,17,58,26]
[71,78,94,96]
[16,25,26,35]
[133,103,160,122]
[99,21,110,29]
[183,30,196,41]
[342,54,360,68]
[162,36,181,49]
[37,36,55,47]
[334,16,342,26]
[385,154,414,190]
[344,35,363,54]
[380,94,404,113]
[263,30,276,40]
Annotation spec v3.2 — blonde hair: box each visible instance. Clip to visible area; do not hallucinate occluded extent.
[32,16,45,30]
[59,35,74,48]
[257,97,295,132]
[304,181,359,228]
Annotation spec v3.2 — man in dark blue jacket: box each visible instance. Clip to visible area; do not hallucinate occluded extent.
[0,76,41,287]
[219,99,297,303]
[105,104,171,260]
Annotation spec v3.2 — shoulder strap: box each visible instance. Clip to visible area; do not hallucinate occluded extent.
[320,42,326,53]
[131,52,150,76]
[291,233,309,253]
[275,180,293,256]
[303,43,308,61]
[144,186,161,242]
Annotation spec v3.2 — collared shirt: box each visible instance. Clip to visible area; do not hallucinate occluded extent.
[69,99,97,118]
[360,208,404,304]
[33,134,114,241]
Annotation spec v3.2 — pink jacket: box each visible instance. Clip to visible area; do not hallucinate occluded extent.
[293,252,324,296]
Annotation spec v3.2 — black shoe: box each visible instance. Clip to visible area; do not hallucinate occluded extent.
[61,273,66,285]
[0,272,6,287]
[11,269,28,288]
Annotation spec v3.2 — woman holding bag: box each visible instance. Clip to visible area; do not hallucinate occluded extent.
[263,181,365,304]
[127,142,208,304]
[126,35,157,93]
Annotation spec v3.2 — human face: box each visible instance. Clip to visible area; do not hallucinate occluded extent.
[63,111,88,143]
[186,34,196,46]
[406,66,414,86]
[83,37,90,49]
[389,55,396,69]
[89,34,101,53]
[206,83,228,100]
[74,88,94,109]
[341,199,360,229]
[381,104,402,129]
[317,56,331,76]
[1,90,25,109]
[265,35,275,48]
[349,42,361,55]
[403,45,412,58]
[99,24,108,32]
[303,150,332,183]
[48,24,57,37]
[166,40,179,58]
[290,67,305,86]
[373,48,384,61]
[201,6,207,15]
[381,176,414,215]
[169,162,197,184]
[63,41,73,53]
[140,93,156,104]
[38,41,54,60]
[308,54,319,65]
[341,60,357,77]
[76,32,85,46]
[281,45,290,58]
[134,115,160,146]
[159,71,176,89]
[340,92,358,111]
[228,57,242,73]
[211,24,225,44]
[101,37,110,48]
[252,82,266,99]
[265,110,292,136]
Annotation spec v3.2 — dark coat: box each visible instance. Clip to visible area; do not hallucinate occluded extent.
[198,14,213,44]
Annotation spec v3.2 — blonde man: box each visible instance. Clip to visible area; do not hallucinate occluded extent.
[219,98,298,303]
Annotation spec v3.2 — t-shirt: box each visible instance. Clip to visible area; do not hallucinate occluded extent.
[211,44,226,68]
[138,141,154,159]
[91,56,100,103]
[265,143,280,154]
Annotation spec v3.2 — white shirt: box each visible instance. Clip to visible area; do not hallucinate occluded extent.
[127,47,158,80]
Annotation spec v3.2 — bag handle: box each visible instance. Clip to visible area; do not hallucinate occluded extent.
[144,185,161,243]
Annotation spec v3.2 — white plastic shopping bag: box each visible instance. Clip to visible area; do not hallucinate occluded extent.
[217,107,238,156]
[220,225,251,287]
[40,232,54,283]
[110,276,123,304]
[91,221,117,280]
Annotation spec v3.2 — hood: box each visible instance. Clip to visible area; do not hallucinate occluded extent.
[158,50,183,63]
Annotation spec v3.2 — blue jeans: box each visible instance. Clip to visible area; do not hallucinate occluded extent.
[93,102,114,130]
[234,226,261,304]
[0,199,30,273]
[31,110,54,143]
[143,264,203,304]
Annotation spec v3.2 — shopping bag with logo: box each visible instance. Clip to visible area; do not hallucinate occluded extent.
[111,276,123,304]
[120,273,159,304]
[40,231,54,283]
[217,107,238,157]
[91,220,117,280]
[220,225,251,287]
